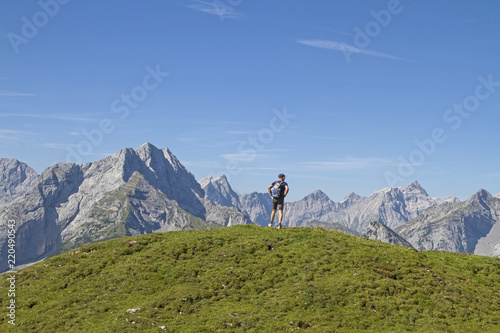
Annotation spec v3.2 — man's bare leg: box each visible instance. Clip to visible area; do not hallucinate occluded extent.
[278,210,283,229]
[269,209,277,227]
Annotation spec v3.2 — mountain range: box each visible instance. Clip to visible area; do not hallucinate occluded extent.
[1,143,499,272]
[202,172,500,258]
[396,189,500,257]
[0,143,251,272]
[201,174,460,232]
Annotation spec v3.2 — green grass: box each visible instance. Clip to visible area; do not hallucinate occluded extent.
[1,225,499,332]
[306,220,362,237]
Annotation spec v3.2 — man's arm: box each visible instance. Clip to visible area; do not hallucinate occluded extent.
[268,184,273,195]
[284,185,289,197]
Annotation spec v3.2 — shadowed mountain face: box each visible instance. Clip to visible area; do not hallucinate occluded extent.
[0,143,251,272]
[396,189,500,256]
[366,221,414,248]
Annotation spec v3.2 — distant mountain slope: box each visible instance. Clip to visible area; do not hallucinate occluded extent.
[329,181,458,232]
[396,189,500,257]
[2,225,499,332]
[0,158,39,208]
[366,221,414,248]
[201,176,273,225]
[285,190,339,227]
[433,195,461,205]
[239,191,273,225]
[0,143,251,272]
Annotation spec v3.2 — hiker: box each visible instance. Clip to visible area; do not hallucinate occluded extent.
[268,173,289,229]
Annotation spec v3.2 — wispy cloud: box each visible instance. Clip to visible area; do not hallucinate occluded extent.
[297,39,410,61]
[35,142,78,149]
[0,90,37,97]
[0,112,97,122]
[221,148,288,163]
[0,129,37,140]
[221,152,268,162]
[187,0,241,19]
[297,133,350,141]
[300,157,396,171]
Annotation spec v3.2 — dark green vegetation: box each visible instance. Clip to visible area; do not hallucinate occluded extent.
[306,220,362,237]
[1,225,499,332]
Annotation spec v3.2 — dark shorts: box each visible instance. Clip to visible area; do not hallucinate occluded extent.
[273,197,284,211]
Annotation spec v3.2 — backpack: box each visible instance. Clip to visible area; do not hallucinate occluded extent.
[271,181,283,199]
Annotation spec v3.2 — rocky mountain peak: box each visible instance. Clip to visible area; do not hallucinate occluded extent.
[208,175,230,188]
[131,143,187,175]
[200,174,240,207]
[135,142,161,161]
[305,190,331,202]
[0,158,40,208]
[0,157,37,183]
[495,191,500,199]
[342,192,361,203]
[469,189,492,203]
[199,176,213,188]
[200,175,231,190]
[405,180,428,195]
[218,174,229,183]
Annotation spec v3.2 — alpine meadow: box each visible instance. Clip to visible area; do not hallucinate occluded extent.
[1,225,500,332]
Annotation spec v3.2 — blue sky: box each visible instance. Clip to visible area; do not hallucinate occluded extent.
[1,0,499,202]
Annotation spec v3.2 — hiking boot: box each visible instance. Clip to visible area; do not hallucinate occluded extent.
[268,223,273,228]
[277,223,282,230]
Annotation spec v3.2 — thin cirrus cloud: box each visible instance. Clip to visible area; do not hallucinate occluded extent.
[300,157,396,171]
[297,39,410,61]
[186,0,241,19]
[221,152,269,162]
[0,129,37,140]
[0,112,98,122]
[0,90,37,97]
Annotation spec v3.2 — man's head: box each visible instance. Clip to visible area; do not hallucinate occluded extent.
[278,173,285,181]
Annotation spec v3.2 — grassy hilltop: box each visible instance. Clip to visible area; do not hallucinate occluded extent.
[1,225,499,332]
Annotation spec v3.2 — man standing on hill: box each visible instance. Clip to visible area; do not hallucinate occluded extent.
[268,173,289,229]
